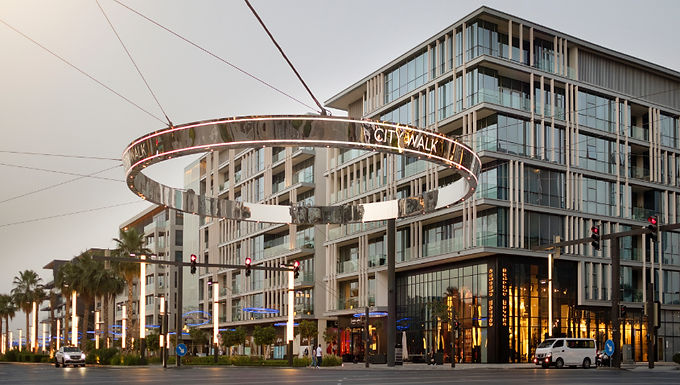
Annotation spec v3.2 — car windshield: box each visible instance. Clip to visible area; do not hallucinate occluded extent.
[537,339,555,348]
[64,347,80,353]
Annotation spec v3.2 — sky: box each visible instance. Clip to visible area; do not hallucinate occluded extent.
[1,0,679,334]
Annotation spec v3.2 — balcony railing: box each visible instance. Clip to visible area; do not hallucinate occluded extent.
[368,254,386,268]
[338,297,358,310]
[630,125,649,141]
[632,207,656,222]
[337,259,357,274]
[630,167,650,181]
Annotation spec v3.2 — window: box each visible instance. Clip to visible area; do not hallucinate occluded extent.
[175,230,183,246]
[338,244,359,274]
[384,50,428,104]
[553,339,564,348]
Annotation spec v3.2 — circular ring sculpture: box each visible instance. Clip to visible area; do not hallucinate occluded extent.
[123,115,481,225]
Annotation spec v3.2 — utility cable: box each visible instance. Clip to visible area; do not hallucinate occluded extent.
[96,0,173,127]
[0,201,145,228]
[0,17,167,125]
[0,164,121,205]
[111,0,319,113]
[243,0,327,116]
[0,150,120,161]
[0,161,124,182]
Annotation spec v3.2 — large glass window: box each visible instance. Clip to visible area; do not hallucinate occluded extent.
[524,168,565,209]
[578,90,617,133]
[476,114,531,156]
[581,177,617,217]
[338,244,358,274]
[293,158,314,184]
[384,50,428,104]
[533,37,555,73]
[578,133,617,174]
[438,80,454,120]
[524,212,563,249]
[476,161,508,200]
[659,114,678,148]
[466,67,530,111]
[338,280,359,309]
[466,19,499,60]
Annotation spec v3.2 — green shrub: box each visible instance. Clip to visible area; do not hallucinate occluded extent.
[230,355,252,366]
[122,354,142,366]
[293,357,312,367]
[109,353,122,365]
[261,359,287,366]
[95,348,118,365]
[5,350,18,362]
[673,352,680,365]
[320,354,342,367]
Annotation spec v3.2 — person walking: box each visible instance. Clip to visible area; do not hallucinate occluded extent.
[315,344,323,368]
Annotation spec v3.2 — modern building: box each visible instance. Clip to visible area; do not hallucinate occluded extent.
[325,6,680,363]
[195,146,327,357]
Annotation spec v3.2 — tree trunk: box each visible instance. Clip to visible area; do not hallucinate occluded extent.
[25,311,30,351]
[103,294,110,349]
[4,317,8,351]
[49,293,55,354]
[126,279,134,351]
[81,296,90,351]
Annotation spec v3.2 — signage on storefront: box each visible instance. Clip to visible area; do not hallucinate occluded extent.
[488,268,494,327]
[501,267,508,327]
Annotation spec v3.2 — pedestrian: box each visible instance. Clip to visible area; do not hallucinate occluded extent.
[315,344,323,368]
[311,346,317,368]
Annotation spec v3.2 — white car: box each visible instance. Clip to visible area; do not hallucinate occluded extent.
[533,338,596,369]
[55,346,86,368]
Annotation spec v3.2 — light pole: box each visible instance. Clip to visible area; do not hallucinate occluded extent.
[95,310,100,350]
[42,323,46,353]
[140,255,146,360]
[159,296,167,368]
[287,269,294,367]
[213,280,219,363]
[121,304,127,349]
[31,301,37,352]
[56,319,60,351]
[18,329,22,351]
[71,291,77,347]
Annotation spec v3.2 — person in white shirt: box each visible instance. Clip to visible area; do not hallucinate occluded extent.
[315,344,322,367]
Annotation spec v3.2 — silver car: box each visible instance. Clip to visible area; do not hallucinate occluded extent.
[55,346,86,367]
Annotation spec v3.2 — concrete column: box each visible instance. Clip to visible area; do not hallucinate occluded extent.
[508,20,513,61]
[519,24,524,63]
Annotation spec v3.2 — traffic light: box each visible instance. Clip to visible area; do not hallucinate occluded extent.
[190,254,197,274]
[244,257,252,277]
[591,225,600,251]
[620,305,627,318]
[647,215,658,243]
[293,260,300,279]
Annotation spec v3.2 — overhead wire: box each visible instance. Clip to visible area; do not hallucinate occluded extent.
[0,17,167,125]
[0,150,120,161]
[96,0,174,127]
[0,161,125,182]
[243,0,326,115]
[111,0,320,113]
[0,164,121,205]
[0,201,146,228]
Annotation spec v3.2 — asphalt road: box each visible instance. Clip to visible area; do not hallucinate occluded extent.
[1,363,678,385]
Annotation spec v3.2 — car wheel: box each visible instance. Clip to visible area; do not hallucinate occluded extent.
[54,359,59,368]
[582,358,591,369]
[555,358,564,369]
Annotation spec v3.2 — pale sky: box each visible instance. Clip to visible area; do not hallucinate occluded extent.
[1,0,679,333]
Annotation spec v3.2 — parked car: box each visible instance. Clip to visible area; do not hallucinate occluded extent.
[533,338,596,369]
[55,346,86,368]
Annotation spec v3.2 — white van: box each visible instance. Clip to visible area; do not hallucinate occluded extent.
[533,338,596,369]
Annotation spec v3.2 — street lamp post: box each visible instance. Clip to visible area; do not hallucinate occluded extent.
[140,255,146,360]
[213,281,219,363]
[31,301,37,352]
[56,319,60,351]
[95,310,100,350]
[159,296,167,368]
[121,305,127,350]
[287,269,294,367]
[71,291,77,347]
[42,323,46,352]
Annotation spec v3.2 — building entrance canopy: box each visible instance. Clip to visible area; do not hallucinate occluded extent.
[123,115,481,224]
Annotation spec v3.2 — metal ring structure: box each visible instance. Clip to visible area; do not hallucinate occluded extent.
[123,115,481,225]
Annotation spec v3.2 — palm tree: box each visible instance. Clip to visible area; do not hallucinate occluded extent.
[112,228,150,350]
[93,267,125,349]
[11,270,42,351]
[55,262,77,346]
[67,252,106,351]
[0,294,17,351]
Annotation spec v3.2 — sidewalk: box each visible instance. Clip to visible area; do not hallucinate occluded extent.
[333,361,679,371]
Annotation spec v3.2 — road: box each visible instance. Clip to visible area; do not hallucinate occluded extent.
[1,363,678,384]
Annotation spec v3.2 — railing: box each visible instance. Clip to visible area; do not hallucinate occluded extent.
[337,259,358,274]
[630,125,648,141]
[630,167,650,181]
[423,237,463,258]
[295,272,314,285]
[272,181,286,194]
[368,254,386,268]
[263,243,291,259]
[272,150,286,164]
[632,207,656,222]
[338,297,358,310]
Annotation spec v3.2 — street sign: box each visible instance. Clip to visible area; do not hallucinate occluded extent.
[604,339,615,356]
[176,343,187,357]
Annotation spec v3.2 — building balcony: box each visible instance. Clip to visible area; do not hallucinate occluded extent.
[630,167,650,182]
[337,260,357,275]
[632,207,656,222]
[338,297,358,310]
[630,125,649,141]
[368,254,386,268]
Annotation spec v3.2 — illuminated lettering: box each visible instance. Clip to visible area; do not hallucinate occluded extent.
[374,127,384,142]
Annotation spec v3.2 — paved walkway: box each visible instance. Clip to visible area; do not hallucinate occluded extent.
[333,361,679,371]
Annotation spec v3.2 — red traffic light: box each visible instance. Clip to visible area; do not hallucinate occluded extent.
[293,260,300,269]
[591,226,599,235]
[648,216,657,225]
[190,254,197,262]
[245,257,252,266]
